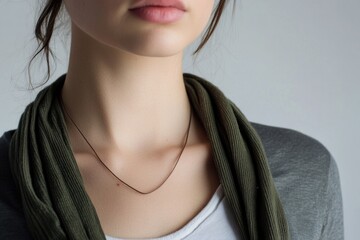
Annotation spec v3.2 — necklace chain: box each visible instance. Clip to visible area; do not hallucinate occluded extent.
[59,96,192,195]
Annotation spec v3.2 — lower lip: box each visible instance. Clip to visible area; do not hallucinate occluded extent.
[129,6,185,24]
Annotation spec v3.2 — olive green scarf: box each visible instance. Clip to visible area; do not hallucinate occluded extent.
[9,73,289,240]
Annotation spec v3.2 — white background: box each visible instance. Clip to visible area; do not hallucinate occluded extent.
[1,0,359,238]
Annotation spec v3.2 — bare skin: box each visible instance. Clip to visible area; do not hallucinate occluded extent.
[61,0,218,238]
[66,111,220,238]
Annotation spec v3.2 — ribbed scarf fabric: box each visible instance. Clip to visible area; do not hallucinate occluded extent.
[9,73,289,240]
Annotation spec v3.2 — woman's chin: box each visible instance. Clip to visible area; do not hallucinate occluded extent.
[120,39,187,58]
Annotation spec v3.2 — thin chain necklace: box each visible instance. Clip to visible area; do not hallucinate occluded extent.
[59,96,192,195]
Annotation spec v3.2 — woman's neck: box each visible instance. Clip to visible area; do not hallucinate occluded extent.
[61,28,192,155]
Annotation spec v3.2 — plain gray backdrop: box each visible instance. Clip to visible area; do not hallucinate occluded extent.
[1,0,359,238]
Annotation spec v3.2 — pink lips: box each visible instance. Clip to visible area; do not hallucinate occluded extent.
[129,0,186,24]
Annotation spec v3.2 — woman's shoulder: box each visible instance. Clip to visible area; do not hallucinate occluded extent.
[0,129,15,171]
[0,129,33,239]
[250,122,344,239]
[0,129,15,144]
[0,129,15,178]
[251,122,331,160]
[250,122,335,178]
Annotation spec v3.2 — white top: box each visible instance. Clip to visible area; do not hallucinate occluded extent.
[105,184,241,240]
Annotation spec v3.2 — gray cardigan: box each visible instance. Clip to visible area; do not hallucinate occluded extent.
[0,122,344,240]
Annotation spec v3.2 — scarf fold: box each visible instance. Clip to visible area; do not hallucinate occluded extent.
[9,73,289,240]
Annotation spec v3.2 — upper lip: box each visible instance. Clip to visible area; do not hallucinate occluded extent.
[129,0,186,11]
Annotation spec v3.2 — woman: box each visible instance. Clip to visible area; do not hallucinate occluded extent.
[0,0,343,239]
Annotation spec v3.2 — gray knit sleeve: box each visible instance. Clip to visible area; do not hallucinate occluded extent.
[251,122,345,239]
[319,155,344,240]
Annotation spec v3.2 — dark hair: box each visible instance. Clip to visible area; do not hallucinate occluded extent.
[27,0,233,88]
